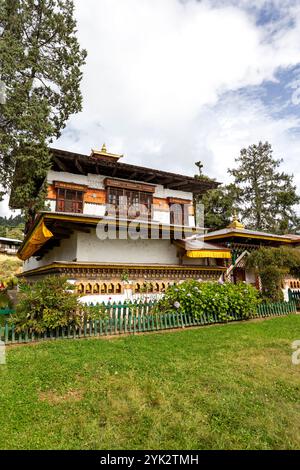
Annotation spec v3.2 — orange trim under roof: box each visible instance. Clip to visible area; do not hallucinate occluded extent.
[186,250,231,259]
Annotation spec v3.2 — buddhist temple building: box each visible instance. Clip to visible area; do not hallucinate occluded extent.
[11,146,300,300]
[11,146,233,299]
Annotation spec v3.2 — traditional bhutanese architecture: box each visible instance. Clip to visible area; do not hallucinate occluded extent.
[201,213,300,291]
[0,237,22,256]
[11,145,234,298]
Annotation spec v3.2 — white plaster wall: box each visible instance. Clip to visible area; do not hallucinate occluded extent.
[153,210,170,224]
[45,199,56,211]
[77,230,179,264]
[154,185,193,200]
[23,232,78,272]
[47,171,108,189]
[188,215,195,227]
[182,257,207,266]
[84,203,106,216]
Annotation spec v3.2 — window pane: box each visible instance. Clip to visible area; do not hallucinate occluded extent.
[56,189,83,213]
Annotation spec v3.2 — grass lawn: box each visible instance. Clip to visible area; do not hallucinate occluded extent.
[1,315,300,450]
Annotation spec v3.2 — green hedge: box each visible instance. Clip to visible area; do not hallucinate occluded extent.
[156,280,260,321]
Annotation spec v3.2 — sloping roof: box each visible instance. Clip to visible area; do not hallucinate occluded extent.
[204,227,293,244]
[50,148,219,194]
[10,147,219,209]
[179,238,231,251]
[0,236,22,244]
[176,238,231,259]
[283,233,300,241]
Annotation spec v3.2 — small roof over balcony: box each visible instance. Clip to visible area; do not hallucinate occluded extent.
[176,238,232,259]
[204,214,296,246]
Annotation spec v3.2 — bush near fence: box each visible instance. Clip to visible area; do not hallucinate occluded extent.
[155,281,260,322]
[0,300,297,345]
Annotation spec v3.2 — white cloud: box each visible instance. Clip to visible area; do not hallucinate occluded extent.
[54,0,300,182]
[5,0,300,216]
[193,93,300,185]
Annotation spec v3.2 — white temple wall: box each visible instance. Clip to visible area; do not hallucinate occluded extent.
[77,230,179,265]
[22,232,78,272]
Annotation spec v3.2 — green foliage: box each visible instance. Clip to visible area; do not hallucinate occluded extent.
[0,0,87,217]
[0,290,13,308]
[120,270,129,283]
[198,184,241,231]
[0,214,24,227]
[0,215,24,239]
[0,253,22,278]
[156,280,260,321]
[84,303,109,320]
[11,276,85,333]
[246,247,300,302]
[228,141,300,233]
[0,275,18,290]
[0,225,24,239]
[1,316,300,450]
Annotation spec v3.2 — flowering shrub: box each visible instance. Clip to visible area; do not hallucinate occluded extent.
[155,280,260,321]
[11,276,86,333]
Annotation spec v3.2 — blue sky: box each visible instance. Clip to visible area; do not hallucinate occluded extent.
[1,0,300,218]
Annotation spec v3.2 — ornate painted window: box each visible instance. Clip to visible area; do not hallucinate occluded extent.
[56,188,84,213]
[106,187,153,219]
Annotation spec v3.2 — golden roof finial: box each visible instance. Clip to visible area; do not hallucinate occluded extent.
[90,144,123,161]
[227,209,245,230]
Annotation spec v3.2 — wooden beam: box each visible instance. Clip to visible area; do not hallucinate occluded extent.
[167,181,189,189]
[62,223,91,233]
[160,177,174,185]
[144,174,157,183]
[75,157,84,174]
[53,232,71,240]
[53,156,68,172]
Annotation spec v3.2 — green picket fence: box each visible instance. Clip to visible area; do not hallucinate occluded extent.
[257,301,297,317]
[89,300,157,316]
[0,300,297,345]
[0,308,15,316]
[0,300,155,318]
[288,289,300,309]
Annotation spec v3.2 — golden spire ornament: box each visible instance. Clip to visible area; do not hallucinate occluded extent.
[227,209,245,229]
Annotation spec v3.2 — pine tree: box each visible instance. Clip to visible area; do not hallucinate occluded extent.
[194,161,240,231]
[0,0,87,217]
[228,141,300,233]
[200,184,241,231]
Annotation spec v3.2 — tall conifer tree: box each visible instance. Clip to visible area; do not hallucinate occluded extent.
[228,141,299,233]
[0,0,87,218]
